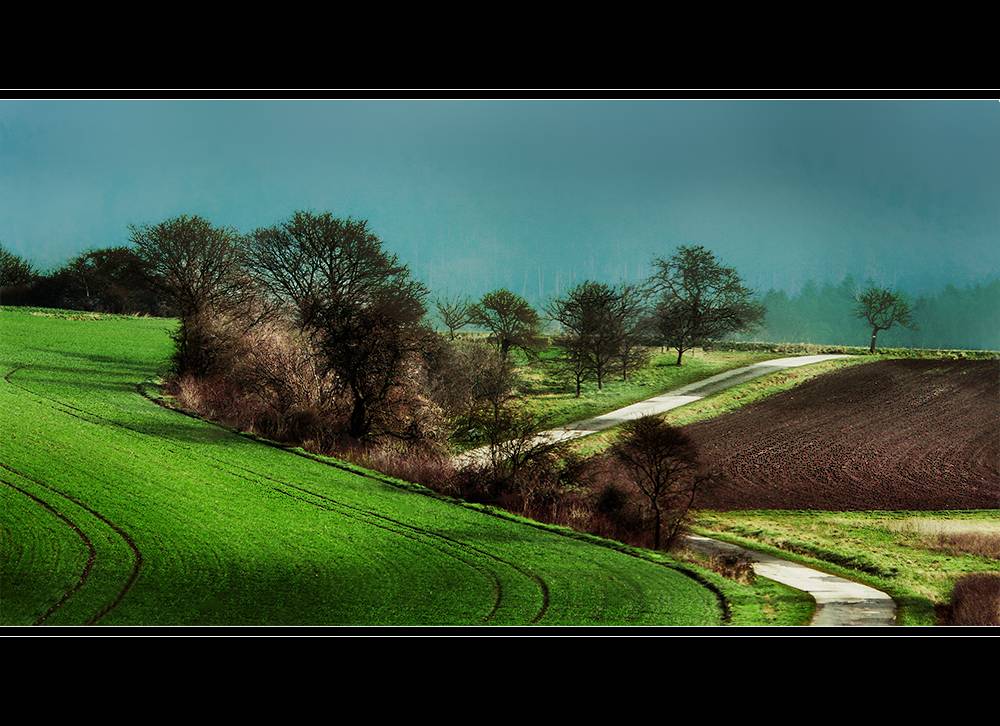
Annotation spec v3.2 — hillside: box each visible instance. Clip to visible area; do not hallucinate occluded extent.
[0,308,723,625]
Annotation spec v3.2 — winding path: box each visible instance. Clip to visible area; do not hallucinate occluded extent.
[461,353,898,626]
[683,535,896,626]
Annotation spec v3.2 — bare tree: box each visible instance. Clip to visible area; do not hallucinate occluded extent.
[131,215,256,374]
[547,281,649,392]
[244,211,431,440]
[546,281,618,391]
[615,284,651,381]
[468,288,542,361]
[611,416,707,549]
[434,295,474,340]
[646,245,765,365]
[551,331,590,398]
[854,286,915,353]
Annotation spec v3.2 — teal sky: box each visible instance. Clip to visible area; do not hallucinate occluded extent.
[1,99,998,302]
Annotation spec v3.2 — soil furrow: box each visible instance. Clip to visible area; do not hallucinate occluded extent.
[0,475,98,624]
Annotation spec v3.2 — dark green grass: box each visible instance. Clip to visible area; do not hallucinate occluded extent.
[1,308,735,626]
[692,510,1000,625]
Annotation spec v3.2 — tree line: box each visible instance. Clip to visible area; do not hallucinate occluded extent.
[2,219,972,552]
[744,276,1000,351]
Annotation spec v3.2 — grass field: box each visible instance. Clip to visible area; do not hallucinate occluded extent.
[692,510,1000,625]
[1,306,807,626]
[515,347,779,428]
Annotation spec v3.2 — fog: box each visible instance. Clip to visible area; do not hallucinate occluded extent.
[2,99,998,345]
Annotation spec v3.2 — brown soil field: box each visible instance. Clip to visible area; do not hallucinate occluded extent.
[688,359,1000,510]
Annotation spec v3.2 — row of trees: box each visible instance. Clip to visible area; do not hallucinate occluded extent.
[0,243,159,313]
[436,245,770,397]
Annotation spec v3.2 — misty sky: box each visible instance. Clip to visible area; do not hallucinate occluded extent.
[1,99,998,303]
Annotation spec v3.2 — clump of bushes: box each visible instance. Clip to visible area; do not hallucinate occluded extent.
[707,551,756,584]
[945,574,1000,626]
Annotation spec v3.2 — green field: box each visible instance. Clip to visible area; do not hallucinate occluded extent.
[692,510,1000,625]
[1,306,792,626]
[515,346,778,428]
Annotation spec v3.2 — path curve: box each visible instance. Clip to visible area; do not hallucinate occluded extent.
[458,352,898,626]
[683,535,896,626]
[458,354,852,465]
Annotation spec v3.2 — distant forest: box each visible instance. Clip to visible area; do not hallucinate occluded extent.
[739,276,1000,351]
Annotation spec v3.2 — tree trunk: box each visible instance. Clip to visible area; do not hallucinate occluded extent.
[348,396,368,439]
[869,328,878,354]
[653,506,662,550]
[676,348,684,366]
[596,366,603,390]
[575,374,581,398]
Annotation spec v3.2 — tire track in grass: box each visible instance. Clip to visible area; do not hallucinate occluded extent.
[199,452,550,623]
[270,487,503,622]
[0,475,97,625]
[6,370,528,623]
[0,461,142,625]
[10,395,505,624]
[190,453,507,622]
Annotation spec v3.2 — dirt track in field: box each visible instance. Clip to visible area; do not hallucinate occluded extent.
[687,359,1000,510]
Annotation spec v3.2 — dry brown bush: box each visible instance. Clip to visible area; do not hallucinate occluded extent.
[947,574,1000,626]
[927,533,1000,560]
[708,551,757,584]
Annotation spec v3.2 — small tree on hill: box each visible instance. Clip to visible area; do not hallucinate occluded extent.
[469,289,542,361]
[610,416,707,550]
[854,286,915,353]
[131,215,253,375]
[435,295,474,340]
[646,245,764,365]
[547,281,648,394]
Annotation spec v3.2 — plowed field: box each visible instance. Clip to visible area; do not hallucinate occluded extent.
[688,359,1000,510]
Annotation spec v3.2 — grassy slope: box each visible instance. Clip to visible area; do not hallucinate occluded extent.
[516,347,779,428]
[0,308,738,626]
[692,511,1000,625]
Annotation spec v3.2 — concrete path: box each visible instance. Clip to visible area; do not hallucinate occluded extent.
[456,352,898,625]
[683,535,897,626]
[457,354,851,466]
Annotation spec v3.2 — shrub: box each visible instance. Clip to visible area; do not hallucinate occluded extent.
[708,551,756,584]
[946,574,1000,626]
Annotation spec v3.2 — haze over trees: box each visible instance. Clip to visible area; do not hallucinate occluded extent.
[733,276,1000,351]
[646,245,765,365]
[854,286,916,354]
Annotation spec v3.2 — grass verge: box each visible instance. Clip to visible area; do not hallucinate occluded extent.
[691,510,1000,625]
